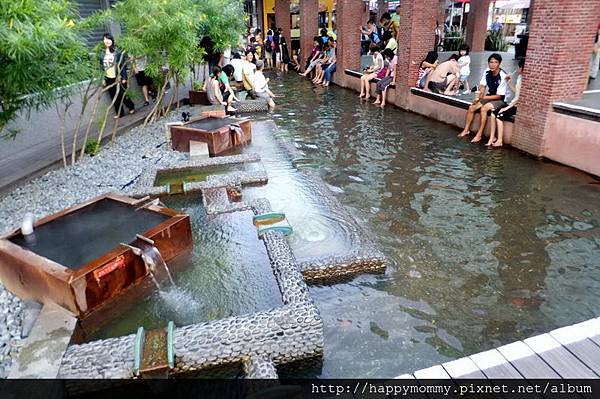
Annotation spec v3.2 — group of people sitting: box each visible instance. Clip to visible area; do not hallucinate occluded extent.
[300,31,338,87]
[417,48,523,148]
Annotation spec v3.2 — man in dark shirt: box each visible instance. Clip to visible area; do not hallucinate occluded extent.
[458,53,508,143]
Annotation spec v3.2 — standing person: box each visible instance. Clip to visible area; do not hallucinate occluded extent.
[101,33,135,118]
[253,60,276,110]
[265,29,274,68]
[133,56,153,107]
[458,53,508,143]
[272,29,281,69]
[359,46,384,100]
[319,28,329,45]
[590,25,600,79]
[434,21,444,51]
[242,50,258,99]
[391,5,401,27]
[374,48,397,108]
[280,34,291,72]
[254,28,263,60]
[380,12,399,42]
[487,59,524,148]
[457,44,471,94]
[361,19,379,54]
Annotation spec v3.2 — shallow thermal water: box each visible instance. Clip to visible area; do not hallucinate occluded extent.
[95,73,600,379]
[254,74,600,377]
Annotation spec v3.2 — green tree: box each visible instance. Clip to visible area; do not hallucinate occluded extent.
[0,0,96,141]
[196,0,247,51]
[93,0,205,124]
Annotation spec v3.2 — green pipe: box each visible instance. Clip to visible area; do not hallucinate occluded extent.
[133,326,145,376]
[167,321,175,369]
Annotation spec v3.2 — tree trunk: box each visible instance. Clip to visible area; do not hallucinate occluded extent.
[144,73,171,125]
[71,80,101,165]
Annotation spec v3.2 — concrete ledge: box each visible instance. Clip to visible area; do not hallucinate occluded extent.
[344,69,396,89]
[9,302,77,378]
[553,102,600,122]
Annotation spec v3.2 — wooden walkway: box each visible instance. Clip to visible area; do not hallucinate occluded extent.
[398,317,600,379]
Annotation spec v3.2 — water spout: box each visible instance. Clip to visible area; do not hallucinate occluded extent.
[230,124,247,146]
[21,213,34,236]
[120,240,174,289]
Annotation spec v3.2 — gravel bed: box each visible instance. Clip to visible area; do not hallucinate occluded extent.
[0,106,195,378]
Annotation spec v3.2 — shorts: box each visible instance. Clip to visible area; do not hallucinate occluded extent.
[256,91,270,99]
[480,99,506,109]
[493,105,517,121]
[135,70,153,87]
[459,74,469,82]
[427,79,448,93]
[276,53,281,63]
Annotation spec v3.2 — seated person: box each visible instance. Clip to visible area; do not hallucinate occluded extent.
[219,64,238,112]
[301,44,328,77]
[424,54,460,95]
[203,67,228,109]
[313,39,336,84]
[458,53,508,143]
[416,51,438,88]
[374,48,397,108]
[227,52,245,88]
[359,46,384,100]
[487,59,524,148]
[253,60,275,110]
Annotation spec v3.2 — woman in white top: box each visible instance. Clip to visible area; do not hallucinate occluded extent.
[487,59,524,148]
[359,46,384,100]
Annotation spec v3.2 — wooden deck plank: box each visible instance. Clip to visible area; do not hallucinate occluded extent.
[523,334,597,378]
[413,364,452,379]
[496,341,560,379]
[442,357,487,379]
[394,373,416,379]
[469,349,523,379]
[582,318,600,346]
[550,325,600,375]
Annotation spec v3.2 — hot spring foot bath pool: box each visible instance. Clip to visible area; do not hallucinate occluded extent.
[26,74,600,379]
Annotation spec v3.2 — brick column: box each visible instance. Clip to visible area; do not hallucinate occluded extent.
[513,0,600,156]
[466,0,490,52]
[394,0,437,108]
[334,0,365,87]
[275,0,291,41]
[300,0,319,69]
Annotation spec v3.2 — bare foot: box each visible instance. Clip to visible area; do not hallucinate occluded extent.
[358,93,365,98]
[492,142,503,148]
[373,100,381,105]
[457,131,470,138]
[364,95,371,100]
[470,135,482,143]
[485,140,494,146]
[379,103,386,109]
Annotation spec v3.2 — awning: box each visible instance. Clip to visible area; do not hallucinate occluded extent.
[495,0,531,9]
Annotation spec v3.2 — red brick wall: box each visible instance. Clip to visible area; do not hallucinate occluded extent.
[394,0,437,108]
[513,0,600,156]
[275,0,291,43]
[300,0,319,68]
[334,0,365,87]
[466,0,491,52]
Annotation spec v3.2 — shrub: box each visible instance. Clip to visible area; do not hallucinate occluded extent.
[84,139,100,156]
[485,29,508,52]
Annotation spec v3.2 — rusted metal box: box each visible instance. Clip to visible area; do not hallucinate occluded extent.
[170,116,252,156]
[0,193,192,319]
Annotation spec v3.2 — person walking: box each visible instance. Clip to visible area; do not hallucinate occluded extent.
[101,33,135,118]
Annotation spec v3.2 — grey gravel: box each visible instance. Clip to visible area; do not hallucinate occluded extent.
[0,107,195,378]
